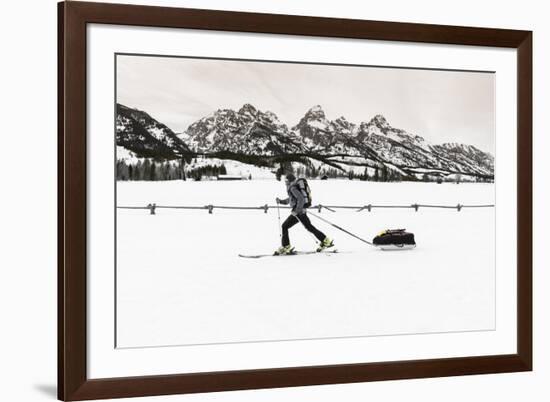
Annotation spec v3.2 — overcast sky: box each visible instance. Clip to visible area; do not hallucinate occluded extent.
[117,54,495,153]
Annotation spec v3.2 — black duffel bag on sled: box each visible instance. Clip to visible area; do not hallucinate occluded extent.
[373,229,416,250]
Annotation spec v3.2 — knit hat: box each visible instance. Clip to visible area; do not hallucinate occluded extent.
[285,173,296,182]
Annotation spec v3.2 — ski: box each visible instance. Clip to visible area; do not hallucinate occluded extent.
[239,249,339,259]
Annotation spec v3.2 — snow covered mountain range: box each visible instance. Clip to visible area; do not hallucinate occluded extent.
[117,104,191,159]
[116,103,494,179]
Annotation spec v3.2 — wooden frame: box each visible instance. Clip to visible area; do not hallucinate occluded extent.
[58,1,532,400]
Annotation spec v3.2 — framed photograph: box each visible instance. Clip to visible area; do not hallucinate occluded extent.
[58,1,532,400]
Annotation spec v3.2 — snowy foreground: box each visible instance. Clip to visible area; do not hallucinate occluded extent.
[116,180,495,348]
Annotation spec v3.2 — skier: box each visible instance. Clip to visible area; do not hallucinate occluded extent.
[274,173,334,255]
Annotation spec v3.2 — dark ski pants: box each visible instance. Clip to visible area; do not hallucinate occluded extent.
[281,212,326,246]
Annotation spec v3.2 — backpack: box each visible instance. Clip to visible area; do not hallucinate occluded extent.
[372,229,416,249]
[294,178,312,208]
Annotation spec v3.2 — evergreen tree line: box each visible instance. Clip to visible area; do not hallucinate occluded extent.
[116,159,227,181]
[283,163,493,182]
[346,166,404,182]
[187,164,227,181]
[279,164,404,182]
[117,158,492,183]
[116,159,183,181]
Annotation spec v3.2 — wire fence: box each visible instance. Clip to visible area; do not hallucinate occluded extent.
[116,203,495,215]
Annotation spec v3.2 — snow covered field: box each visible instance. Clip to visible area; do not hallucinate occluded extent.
[116,180,495,348]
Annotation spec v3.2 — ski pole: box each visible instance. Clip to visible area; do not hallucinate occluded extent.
[276,199,282,239]
[308,211,373,246]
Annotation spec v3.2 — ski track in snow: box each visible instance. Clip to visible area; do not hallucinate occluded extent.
[116,180,495,348]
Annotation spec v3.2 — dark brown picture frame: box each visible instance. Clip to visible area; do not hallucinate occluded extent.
[58,1,532,400]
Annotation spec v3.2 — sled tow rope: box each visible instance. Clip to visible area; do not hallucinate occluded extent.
[308,211,374,246]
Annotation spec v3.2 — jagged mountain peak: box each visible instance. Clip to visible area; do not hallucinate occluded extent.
[334,115,348,123]
[291,107,363,155]
[211,107,235,117]
[117,103,156,124]
[431,142,494,175]
[437,142,494,162]
[304,105,326,119]
[238,103,258,116]
[333,115,352,126]
[116,103,495,180]
[367,114,391,129]
[293,105,330,140]
[331,116,356,135]
[182,104,299,156]
[191,104,288,132]
[308,104,324,112]
[116,103,190,159]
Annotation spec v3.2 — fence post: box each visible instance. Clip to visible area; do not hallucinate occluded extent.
[357,204,371,212]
